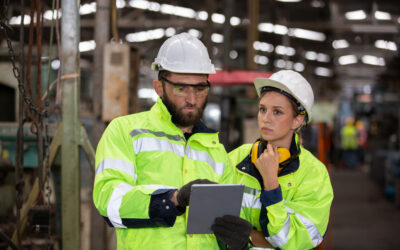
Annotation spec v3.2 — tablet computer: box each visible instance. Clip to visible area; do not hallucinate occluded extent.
[186,184,245,234]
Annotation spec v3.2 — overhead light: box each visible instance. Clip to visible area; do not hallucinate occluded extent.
[275,45,296,56]
[117,0,126,8]
[258,23,288,35]
[361,55,385,66]
[290,28,326,41]
[211,33,224,43]
[332,39,349,49]
[305,51,317,60]
[165,27,176,37]
[345,10,367,20]
[125,28,164,42]
[274,24,288,35]
[80,2,96,15]
[148,2,161,11]
[212,13,225,24]
[44,10,61,20]
[230,16,241,26]
[374,10,391,20]
[79,40,96,52]
[276,0,302,2]
[285,61,293,69]
[317,53,330,62]
[253,41,274,52]
[314,67,333,77]
[9,15,31,25]
[51,59,60,70]
[338,55,357,65]
[294,62,305,72]
[254,55,269,65]
[258,23,274,33]
[129,0,149,9]
[274,59,287,68]
[161,4,195,18]
[229,50,238,59]
[311,0,324,8]
[375,40,397,51]
[188,29,201,38]
[197,11,208,20]
[259,23,325,42]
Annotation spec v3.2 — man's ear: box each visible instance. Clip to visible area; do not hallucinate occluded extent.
[153,79,163,98]
[292,115,305,130]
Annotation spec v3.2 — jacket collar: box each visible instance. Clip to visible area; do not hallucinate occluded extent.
[152,98,216,137]
[236,135,301,188]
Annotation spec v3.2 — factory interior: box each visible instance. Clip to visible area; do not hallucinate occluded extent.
[0,0,400,249]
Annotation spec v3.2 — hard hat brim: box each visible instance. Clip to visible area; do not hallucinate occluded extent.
[254,78,294,97]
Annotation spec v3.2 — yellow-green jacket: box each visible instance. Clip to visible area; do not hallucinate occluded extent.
[230,138,333,249]
[340,124,358,150]
[93,98,233,250]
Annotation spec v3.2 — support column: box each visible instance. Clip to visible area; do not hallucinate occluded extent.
[247,0,259,70]
[91,1,110,249]
[223,0,234,69]
[61,0,81,249]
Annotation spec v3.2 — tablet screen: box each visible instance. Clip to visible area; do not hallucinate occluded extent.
[186,184,245,234]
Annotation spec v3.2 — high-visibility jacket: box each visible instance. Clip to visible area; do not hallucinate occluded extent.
[230,138,333,249]
[93,98,233,250]
[341,124,358,150]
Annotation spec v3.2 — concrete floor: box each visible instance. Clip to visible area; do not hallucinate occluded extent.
[327,168,400,250]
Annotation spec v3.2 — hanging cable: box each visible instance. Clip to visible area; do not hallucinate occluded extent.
[111,0,119,42]
[55,0,62,105]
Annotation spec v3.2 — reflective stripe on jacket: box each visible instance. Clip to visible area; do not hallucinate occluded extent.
[93,98,233,250]
[230,141,333,250]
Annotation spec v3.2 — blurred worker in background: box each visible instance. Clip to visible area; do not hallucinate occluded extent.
[93,33,236,249]
[224,70,334,249]
[355,119,368,167]
[340,117,359,169]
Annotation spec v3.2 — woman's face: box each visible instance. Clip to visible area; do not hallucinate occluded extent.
[257,91,304,147]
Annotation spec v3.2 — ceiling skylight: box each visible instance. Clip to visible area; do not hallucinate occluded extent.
[345,10,367,20]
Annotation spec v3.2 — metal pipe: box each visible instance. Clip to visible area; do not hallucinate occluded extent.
[91,0,110,248]
[61,0,81,249]
[246,0,259,70]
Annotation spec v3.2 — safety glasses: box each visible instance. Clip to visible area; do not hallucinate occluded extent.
[160,77,210,97]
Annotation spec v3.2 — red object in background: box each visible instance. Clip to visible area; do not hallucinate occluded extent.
[209,70,272,86]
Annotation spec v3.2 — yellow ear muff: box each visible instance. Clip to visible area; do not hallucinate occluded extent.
[251,141,260,166]
[251,142,292,173]
[277,147,291,164]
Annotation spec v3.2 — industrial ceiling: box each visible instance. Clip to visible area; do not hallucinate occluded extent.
[3,0,400,101]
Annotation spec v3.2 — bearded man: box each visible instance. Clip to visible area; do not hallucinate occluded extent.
[93,33,236,250]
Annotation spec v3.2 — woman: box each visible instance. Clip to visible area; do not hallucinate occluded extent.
[230,70,334,249]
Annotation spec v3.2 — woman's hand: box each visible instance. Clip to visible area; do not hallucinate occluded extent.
[255,143,279,190]
[250,229,273,248]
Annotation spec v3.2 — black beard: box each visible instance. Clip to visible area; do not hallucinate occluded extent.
[161,86,207,127]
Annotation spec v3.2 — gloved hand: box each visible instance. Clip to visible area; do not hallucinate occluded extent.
[176,179,216,207]
[211,215,253,250]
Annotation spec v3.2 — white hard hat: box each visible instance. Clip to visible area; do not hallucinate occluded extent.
[254,70,314,123]
[151,32,216,74]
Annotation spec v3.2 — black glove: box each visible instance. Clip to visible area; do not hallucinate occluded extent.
[176,179,216,207]
[211,215,252,250]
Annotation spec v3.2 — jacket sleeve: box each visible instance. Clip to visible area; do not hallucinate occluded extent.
[259,160,333,249]
[218,147,235,185]
[93,119,182,228]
